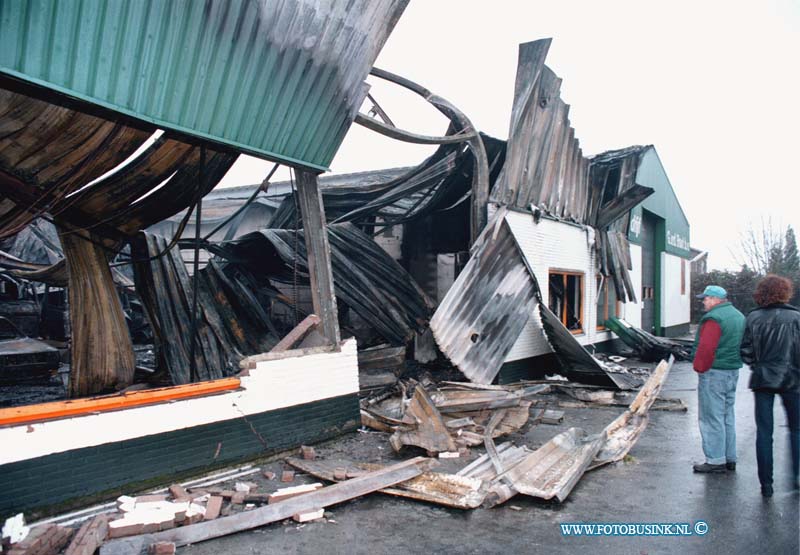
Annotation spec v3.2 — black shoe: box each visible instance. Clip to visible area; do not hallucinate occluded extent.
[726,462,736,471]
[761,484,773,497]
[693,463,727,473]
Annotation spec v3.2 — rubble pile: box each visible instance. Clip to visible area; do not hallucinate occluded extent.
[2,357,674,555]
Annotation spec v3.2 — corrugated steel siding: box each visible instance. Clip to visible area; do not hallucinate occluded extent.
[430,212,538,384]
[491,40,593,223]
[0,0,408,170]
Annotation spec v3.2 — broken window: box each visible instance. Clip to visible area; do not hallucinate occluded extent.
[549,271,583,333]
[596,275,619,329]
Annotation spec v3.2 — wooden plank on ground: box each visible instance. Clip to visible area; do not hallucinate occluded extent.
[285,457,485,510]
[100,458,430,554]
[589,357,674,469]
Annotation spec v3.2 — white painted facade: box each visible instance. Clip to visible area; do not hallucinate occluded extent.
[661,252,691,328]
[1,339,359,466]
[626,244,643,329]
[502,210,689,363]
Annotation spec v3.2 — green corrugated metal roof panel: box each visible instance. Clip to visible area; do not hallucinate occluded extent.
[0,0,408,171]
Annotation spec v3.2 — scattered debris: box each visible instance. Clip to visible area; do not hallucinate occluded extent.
[590,356,674,469]
[389,385,457,454]
[147,542,175,555]
[559,387,616,404]
[2,514,30,545]
[286,457,485,510]
[100,457,432,553]
[203,497,223,522]
[268,484,324,504]
[280,470,295,483]
[300,445,316,461]
[233,483,252,493]
[538,409,565,425]
[6,523,73,555]
[292,509,324,523]
[484,428,605,506]
[605,318,691,361]
[0,317,61,385]
[64,515,108,555]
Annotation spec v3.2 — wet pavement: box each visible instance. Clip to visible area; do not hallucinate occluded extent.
[179,360,799,555]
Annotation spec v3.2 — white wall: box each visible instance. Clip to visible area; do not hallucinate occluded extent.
[624,244,643,328]
[661,252,691,328]
[503,211,615,361]
[2,339,360,465]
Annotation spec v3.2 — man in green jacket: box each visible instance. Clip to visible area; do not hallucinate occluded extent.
[692,285,746,473]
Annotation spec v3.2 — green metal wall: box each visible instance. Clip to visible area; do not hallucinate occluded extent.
[627,147,691,258]
[0,0,408,171]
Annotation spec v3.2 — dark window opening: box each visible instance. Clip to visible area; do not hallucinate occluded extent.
[549,271,583,333]
[596,275,619,329]
[601,166,622,206]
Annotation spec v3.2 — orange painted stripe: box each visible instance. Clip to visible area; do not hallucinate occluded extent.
[0,377,240,426]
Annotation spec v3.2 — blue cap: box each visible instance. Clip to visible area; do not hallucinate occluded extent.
[696,285,727,299]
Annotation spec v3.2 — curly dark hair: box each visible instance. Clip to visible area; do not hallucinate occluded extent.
[753,274,793,306]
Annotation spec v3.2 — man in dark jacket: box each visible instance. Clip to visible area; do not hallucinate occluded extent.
[692,285,745,473]
[741,274,800,497]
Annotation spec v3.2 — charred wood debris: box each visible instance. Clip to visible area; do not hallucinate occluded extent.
[0,36,694,552]
[2,357,682,554]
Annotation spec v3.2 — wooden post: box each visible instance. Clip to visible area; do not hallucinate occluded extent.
[294,170,340,346]
[58,224,135,396]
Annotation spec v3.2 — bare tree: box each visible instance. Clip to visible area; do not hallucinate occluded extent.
[732,216,785,275]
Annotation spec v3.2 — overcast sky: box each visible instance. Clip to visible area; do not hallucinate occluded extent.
[218,0,799,271]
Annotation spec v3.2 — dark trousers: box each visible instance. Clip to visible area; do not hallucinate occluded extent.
[754,390,800,487]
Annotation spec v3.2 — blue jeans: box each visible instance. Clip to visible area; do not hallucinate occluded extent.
[698,368,740,464]
[754,390,800,487]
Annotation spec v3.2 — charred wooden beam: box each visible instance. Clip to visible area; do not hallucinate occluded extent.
[294,170,340,346]
[57,223,134,396]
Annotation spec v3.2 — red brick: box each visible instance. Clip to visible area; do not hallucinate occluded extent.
[300,445,316,460]
[10,524,72,555]
[204,496,223,520]
[280,470,295,483]
[262,470,276,480]
[108,521,145,539]
[182,513,203,526]
[168,484,190,502]
[333,467,348,481]
[64,515,108,555]
[148,541,176,555]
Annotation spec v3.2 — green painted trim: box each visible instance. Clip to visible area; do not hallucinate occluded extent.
[0,69,330,172]
[0,393,359,519]
[654,216,666,335]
